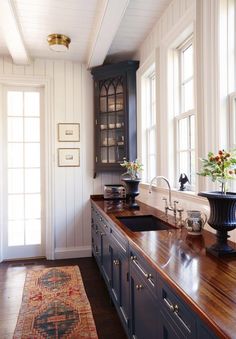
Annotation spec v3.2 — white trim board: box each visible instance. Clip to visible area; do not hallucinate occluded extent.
[54,246,92,259]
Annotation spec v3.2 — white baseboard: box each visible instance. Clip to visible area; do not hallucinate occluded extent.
[54,246,92,259]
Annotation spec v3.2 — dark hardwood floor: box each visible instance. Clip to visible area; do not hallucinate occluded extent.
[0,256,127,339]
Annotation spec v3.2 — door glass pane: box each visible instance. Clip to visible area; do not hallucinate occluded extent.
[25,143,40,167]
[8,91,23,116]
[24,92,40,116]
[8,169,24,193]
[25,220,41,245]
[108,147,116,163]
[100,97,107,112]
[24,118,40,142]
[8,143,23,167]
[8,117,23,142]
[8,220,24,246]
[8,195,24,219]
[190,115,195,148]
[108,95,115,111]
[25,169,40,193]
[25,194,41,219]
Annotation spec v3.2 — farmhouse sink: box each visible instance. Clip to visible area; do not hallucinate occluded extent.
[116,215,172,232]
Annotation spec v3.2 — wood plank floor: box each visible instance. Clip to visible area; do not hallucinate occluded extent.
[0,257,127,339]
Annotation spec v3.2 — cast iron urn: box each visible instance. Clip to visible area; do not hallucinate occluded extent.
[198,191,236,257]
[122,178,141,210]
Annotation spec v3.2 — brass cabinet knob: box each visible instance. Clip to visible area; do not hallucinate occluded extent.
[130,255,137,261]
[135,284,143,290]
[113,259,119,266]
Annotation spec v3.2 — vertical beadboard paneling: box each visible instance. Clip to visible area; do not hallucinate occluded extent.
[34,59,46,76]
[54,60,67,249]
[73,63,83,247]
[65,61,75,247]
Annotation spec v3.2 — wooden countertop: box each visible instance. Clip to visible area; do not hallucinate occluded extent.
[91,195,236,339]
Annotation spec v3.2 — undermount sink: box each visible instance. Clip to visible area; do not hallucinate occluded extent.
[116,215,172,232]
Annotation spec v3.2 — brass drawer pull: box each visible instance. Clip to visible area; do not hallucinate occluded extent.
[113,259,120,266]
[135,284,143,290]
[163,298,191,333]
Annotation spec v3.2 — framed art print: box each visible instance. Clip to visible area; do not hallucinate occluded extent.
[58,123,80,142]
[58,148,80,167]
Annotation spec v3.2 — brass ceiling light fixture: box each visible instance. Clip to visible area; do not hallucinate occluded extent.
[47,34,71,52]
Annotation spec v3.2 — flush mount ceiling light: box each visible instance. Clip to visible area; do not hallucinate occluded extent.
[47,34,71,52]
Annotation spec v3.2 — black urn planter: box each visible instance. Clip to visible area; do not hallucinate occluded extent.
[122,178,141,210]
[198,191,236,257]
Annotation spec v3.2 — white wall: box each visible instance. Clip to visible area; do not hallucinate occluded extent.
[136,0,236,244]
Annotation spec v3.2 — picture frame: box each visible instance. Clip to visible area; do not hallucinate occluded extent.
[58,148,80,167]
[58,123,80,142]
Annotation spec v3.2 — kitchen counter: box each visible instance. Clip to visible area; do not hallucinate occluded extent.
[91,195,236,339]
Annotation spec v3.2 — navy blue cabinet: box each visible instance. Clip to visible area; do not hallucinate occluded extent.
[91,203,220,339]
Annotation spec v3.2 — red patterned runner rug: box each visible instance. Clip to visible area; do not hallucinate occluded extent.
[13,266,98,339]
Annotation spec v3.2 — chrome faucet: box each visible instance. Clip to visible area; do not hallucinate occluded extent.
[149,176,179,220]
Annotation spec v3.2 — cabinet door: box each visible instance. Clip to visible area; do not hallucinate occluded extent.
[130,269,159,339]
[110,242,129,329]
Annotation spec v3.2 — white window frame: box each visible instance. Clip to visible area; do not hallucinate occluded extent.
[174,36,195,190]
[141,65,157,183]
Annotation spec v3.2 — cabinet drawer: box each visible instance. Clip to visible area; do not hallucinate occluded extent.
[130,247,157,293]
[160,279,196,338]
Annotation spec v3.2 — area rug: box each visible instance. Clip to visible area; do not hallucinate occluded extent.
[13,266,98,339]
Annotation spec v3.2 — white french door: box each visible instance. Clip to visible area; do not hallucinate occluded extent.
[2,87,45,260]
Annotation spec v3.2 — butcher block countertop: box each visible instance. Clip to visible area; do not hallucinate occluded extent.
[91,195,236,339]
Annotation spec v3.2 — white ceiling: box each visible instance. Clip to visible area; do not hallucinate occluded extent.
[0,0,172,68]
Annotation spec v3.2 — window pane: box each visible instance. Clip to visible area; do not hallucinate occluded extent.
[8,169,24,194]
[7,91,23,116]
[24,92,40,117]
[149,128,156,154]
[183,44,193,80]
[178,118,188,150]
[25,143,40,167]
[179,152,188,174]
[25,169,40,193]
[183,80,194,111]
[8,195,24,219]
[25,194,41,219]
[8,220,24,246]
[190,151,195,186]
[149,155,156,181]
[8,117,23,142]
[8,143,24,168]
[190,115,195,148]
[24,118,40,142]
[25,220,41,245]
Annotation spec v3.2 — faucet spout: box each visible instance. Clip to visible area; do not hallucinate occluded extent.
[149,176,172,207]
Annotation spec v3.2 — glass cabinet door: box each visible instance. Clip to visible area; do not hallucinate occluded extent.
[98,76,125,165]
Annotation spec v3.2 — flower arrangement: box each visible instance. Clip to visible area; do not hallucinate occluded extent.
[198,149,236,193]
[120,158,143,180]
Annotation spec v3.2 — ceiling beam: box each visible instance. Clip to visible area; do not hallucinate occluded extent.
[87,0,129,69]
[0,0,30,65]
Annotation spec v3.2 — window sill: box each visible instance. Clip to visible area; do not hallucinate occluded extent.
[140,182,208,205]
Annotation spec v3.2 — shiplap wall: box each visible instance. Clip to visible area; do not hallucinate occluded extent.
[0,56,120,260]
